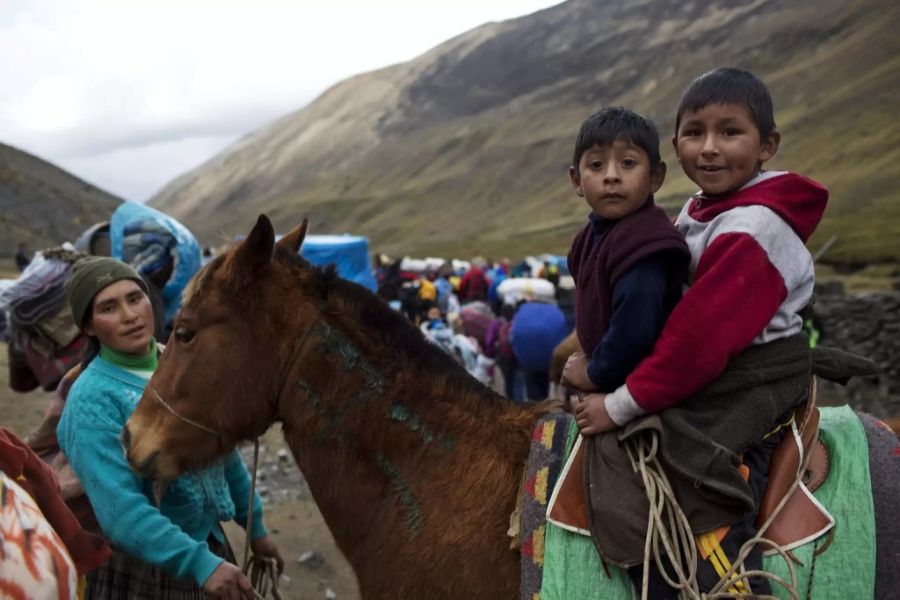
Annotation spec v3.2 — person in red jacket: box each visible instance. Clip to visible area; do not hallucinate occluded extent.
[568,67,828,597]
[458,264,488,303]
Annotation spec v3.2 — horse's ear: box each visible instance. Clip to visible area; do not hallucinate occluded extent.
[233,214,275,272]
[275,218,309,254]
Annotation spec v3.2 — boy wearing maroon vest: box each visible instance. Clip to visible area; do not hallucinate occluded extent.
[562,107,689,416]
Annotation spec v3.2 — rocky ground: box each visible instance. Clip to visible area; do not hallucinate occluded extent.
[226,437,359,599]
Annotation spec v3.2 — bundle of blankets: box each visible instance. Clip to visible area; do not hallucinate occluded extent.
[121,219,177,281]
[121,219,178,340]
[1,247,89,392]
[2,220,178,393]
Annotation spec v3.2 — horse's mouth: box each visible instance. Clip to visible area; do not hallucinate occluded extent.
[127,448,160,479]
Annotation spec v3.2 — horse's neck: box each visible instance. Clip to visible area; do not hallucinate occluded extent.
[277,315,533,596]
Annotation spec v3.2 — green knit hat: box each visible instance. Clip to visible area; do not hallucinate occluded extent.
[66,256,149,328]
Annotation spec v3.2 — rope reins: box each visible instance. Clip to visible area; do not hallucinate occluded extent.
[150,388,218,435]
[148,303,326,599]
[624,429,807,599]
[239,304,324,600]
[571,387,815,600]
[241,438,281,600]
[620,406,822,600]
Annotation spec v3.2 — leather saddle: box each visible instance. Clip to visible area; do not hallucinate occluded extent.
[754,377,833,551]
[547,377,834,553]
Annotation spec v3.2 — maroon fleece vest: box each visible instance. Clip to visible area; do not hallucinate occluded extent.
[568,200,689,355]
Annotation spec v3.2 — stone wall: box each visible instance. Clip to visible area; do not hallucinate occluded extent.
[813,286,900,418]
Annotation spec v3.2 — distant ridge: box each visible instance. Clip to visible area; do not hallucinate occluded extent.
[149,0,900,264]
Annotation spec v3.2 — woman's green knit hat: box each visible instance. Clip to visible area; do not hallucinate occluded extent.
[66,256,148,328]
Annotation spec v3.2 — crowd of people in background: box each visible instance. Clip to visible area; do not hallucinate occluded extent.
[374,253,574,403]
[6,227,578,409]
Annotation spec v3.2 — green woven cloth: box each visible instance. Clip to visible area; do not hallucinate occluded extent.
[540,405,875,599]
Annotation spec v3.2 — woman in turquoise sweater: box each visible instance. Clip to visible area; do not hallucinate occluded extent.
[56,257,282,599]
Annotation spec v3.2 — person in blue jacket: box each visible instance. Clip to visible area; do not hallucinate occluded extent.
[57,256,282,599]
[509,300,570,401]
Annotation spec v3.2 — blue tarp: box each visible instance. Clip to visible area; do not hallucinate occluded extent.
[110,202,201,326]
[300,234,377,291]
[540,254,571,276]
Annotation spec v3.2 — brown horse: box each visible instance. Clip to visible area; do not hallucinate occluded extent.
[124,215,554,599]
[124,216,900,599]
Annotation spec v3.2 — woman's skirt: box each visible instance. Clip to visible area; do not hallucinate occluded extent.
[84,535,235,600]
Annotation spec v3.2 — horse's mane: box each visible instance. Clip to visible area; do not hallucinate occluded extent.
[274,247,498,402]
[182,254,224,306]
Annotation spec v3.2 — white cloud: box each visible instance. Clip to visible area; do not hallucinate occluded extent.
[57,134,242,203]
[1,0,561,201]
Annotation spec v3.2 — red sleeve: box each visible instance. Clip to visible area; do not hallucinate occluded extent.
[459,272,470,297]
[624,232,787,413]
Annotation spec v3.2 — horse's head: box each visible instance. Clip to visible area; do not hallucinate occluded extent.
[124,214,317,480]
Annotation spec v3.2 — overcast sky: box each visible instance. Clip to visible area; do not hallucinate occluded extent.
[1,0,561,202]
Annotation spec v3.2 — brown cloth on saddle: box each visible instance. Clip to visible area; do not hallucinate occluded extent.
[810,345,879,384]
[585,333,810,567]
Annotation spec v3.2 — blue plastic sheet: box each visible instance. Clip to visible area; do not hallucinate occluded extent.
[300,234,377,291]
[110,202,201,326]
[541,254,571,275]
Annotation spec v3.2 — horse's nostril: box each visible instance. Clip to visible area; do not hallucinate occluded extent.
[121,425,132,451]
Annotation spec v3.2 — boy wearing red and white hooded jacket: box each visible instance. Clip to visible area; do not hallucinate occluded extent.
[570,68,828,597]
[596,69,828,427]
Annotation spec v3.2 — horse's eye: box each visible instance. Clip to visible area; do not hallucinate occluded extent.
[174,326,196,344]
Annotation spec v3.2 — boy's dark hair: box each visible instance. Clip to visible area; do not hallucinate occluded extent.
[572,107,661,173]
[675,67,776,137]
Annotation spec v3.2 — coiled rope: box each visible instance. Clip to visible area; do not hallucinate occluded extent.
[623,426,817,600]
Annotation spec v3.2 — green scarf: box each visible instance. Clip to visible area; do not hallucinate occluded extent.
[99,338,158,372]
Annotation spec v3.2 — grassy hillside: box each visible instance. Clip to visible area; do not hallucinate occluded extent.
[150,0,899,265]
[0,143,121,257]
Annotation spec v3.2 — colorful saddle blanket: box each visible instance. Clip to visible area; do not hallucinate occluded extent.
[537,405,876,599]
[518,412,573,600]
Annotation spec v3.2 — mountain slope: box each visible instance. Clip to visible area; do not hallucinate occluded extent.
[150,0,900,263]
[0,143,121,258]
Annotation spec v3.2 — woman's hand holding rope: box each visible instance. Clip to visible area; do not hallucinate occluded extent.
[250,536,284,575]
[203,561,255,599]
